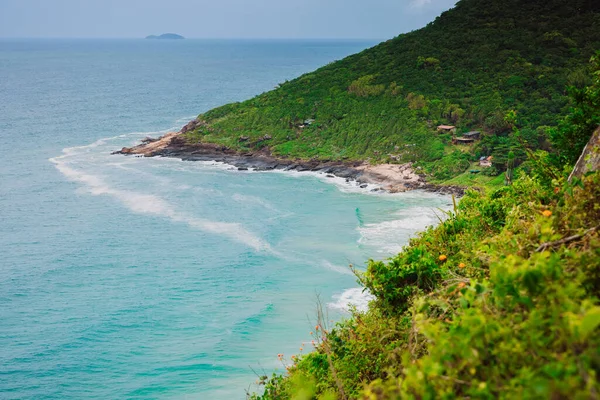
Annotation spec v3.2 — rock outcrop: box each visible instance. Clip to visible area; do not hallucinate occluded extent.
[569,126,600,181]
[111,118,465,196]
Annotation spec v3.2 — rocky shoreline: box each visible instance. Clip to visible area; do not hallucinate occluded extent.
[113,120,465,196]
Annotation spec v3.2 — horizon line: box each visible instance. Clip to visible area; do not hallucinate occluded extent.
[0,36,385,41]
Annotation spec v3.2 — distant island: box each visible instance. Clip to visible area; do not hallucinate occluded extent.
[145,33,185,40]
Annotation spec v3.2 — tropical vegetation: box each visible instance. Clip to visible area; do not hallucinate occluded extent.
[248,56,600,397]
[179,0,600,397]
[185,0,600,187]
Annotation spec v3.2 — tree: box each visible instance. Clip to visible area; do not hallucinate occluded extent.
[550,51,600,166]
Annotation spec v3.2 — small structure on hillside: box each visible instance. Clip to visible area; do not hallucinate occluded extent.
[452,130,481,144]
[437,125,456,134]
[298,119,315,129]
[463,131,481,140]
[453,136,475,144]
[480,156,493,167]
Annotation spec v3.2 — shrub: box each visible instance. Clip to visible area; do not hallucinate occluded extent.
[417,56,441,70]
[348,75,385,97]
[252,172,600,399]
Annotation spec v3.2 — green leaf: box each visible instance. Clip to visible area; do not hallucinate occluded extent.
[580,306,600,339]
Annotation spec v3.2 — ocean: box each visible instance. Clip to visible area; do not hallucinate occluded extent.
[0,39,451,399]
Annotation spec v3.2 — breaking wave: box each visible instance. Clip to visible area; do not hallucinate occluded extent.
[328,288,374,313]
[49,133,270,252]
[357,206,448,254]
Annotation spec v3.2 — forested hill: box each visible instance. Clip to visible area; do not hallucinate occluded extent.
[186,0,600,175]
[240,1,600,397]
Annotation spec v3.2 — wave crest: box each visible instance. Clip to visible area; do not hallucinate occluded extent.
[328,288,373,313]
[49,133,270,252]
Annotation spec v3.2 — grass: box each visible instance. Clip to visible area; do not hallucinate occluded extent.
[438,163,506,190]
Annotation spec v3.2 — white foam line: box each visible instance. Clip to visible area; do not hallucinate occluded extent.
[259,168,453,198]
[50,146,270,252]
[150,157,237,173]
[269,168,384,195]
[106,162,175,187]
[139,156,412,197]
[321,260,355,276]
[356,206,450,254]
[328,288,374,313]
[62,129,172,156]
[231,193,278,212]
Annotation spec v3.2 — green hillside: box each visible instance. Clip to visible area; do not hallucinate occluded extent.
[212,0,600,398]
[187,0,600,183]
[249,53,600,398]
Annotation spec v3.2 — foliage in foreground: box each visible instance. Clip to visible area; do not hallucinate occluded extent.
[232,1,600,397]
[250,168,600,399]
[243,11,600,398]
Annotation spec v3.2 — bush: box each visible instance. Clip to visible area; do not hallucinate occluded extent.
[421,151,472,180]
[348,75,385,97]
[252,172,600,399]
[417,56,441,70]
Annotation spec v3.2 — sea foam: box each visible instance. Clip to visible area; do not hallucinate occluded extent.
[271,169,384,195]
[49,133,271,252]
[328,288,374,313]
[321,260,355,276]
[358,206,448,254]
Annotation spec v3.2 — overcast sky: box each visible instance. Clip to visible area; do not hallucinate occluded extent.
[0,0,456,39]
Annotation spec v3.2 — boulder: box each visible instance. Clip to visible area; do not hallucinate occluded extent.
[181,119,204,134]
[569,126,600,181]
[387,184,407,193]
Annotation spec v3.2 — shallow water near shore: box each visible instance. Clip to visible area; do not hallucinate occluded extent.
[0,39,450,399]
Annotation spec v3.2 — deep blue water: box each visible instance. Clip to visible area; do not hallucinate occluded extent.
[0,39,450,399]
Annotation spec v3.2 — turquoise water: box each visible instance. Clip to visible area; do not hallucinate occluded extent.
[0,39,451,399]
